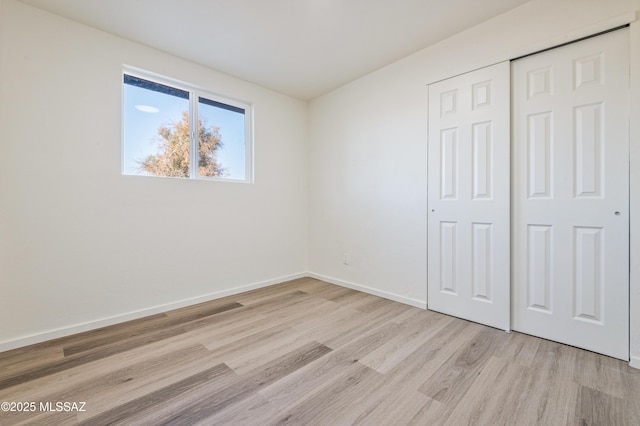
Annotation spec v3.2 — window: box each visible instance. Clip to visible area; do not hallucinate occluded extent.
[122,68,252,182]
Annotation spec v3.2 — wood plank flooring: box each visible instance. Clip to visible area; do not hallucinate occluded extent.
[1,277,639,425]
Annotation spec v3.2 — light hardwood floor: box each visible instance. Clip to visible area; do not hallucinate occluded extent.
[1,277,639,425]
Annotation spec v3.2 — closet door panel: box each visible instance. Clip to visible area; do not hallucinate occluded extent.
[427,62,510,331]
[512,29,630,360]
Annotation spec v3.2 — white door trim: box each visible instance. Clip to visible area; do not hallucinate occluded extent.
[628,18,640,369]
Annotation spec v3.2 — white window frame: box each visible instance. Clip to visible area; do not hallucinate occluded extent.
[122,66,254,183]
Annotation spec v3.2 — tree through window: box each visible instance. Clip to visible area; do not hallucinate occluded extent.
[122,70,252,182]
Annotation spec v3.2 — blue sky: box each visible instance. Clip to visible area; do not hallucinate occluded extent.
[123,83,246,179]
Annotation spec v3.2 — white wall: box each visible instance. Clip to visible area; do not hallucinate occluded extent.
[0,0,308,349]
[309,0,640,362]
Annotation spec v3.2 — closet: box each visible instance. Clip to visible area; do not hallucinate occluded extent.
[427,28,630,360]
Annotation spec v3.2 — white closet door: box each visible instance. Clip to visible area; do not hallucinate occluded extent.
[512,29,629,360]
[427,62,510,331]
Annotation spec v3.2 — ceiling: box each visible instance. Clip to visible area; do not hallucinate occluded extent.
[18,0,530,100]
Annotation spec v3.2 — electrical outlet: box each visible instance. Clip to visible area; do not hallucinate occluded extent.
[343,253,350,265]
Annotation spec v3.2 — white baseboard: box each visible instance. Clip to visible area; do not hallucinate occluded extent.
[0,271,425,353]
[307,272,427,309]
[630,355,640,370]
[0,272,307,353]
